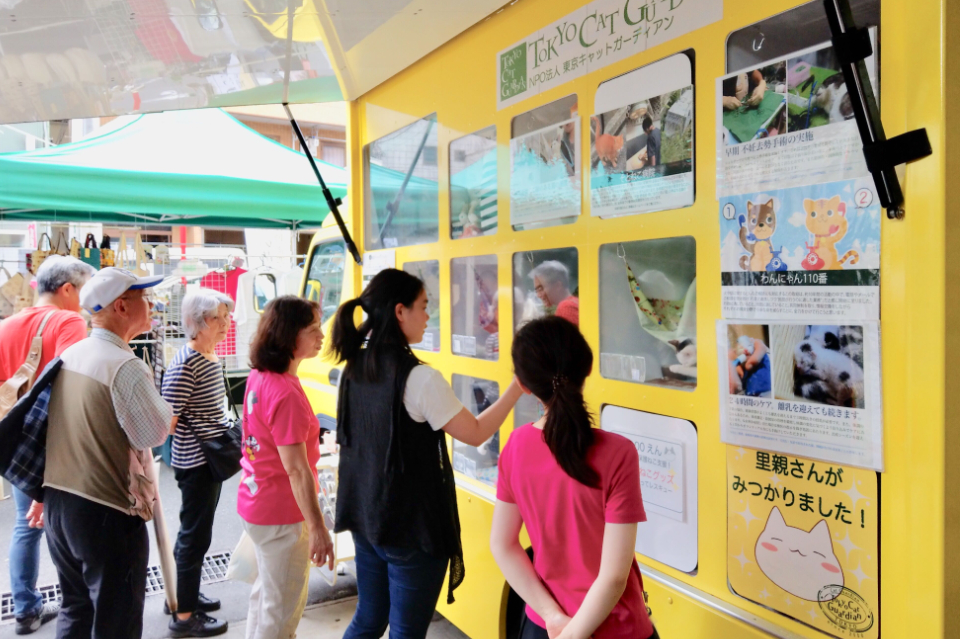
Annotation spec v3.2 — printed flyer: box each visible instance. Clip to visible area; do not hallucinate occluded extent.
[510,117,581,226]
[728,446,878,639]
[716,33,877,199]
[590,84,694,217]
[720,177,881,321]
[717,321,883,471]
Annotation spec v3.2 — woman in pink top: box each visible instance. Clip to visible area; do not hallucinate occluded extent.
[491,317,658,639]
[238,296,335,639]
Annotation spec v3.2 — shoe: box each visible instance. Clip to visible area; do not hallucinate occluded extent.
[15,601,60,635]
[168,611,228,638]
[164,592,221,614]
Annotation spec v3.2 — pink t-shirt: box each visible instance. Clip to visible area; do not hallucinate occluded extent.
[238,369,320,526]
[497,425,653,639]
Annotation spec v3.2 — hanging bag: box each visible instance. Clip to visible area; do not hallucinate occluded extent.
[99,235,115,268]
[80,234,100,270]
[13,275,36,315]
[0,311,55,419]
[69,237,81,259]
[28,233,52,275]
[0,267,24,306]
[0,268,15,318]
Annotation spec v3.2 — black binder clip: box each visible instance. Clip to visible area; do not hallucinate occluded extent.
[824,0,932,219]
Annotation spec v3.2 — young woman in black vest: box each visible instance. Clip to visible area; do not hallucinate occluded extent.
[332,268,522,639]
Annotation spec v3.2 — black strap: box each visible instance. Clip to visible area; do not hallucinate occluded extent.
[862,129,933,174]
[832,27,872,64]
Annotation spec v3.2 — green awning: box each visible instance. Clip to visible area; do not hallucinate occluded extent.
[0,108,348,229]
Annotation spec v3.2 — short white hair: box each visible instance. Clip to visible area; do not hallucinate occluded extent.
[182,290,235,339]
[529,260,570,289]
[36,255,97,295]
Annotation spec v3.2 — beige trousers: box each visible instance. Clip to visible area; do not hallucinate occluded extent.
[243,520,311,639]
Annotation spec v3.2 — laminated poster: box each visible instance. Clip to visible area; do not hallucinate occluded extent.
[717,321,883,472]
[716,32,877,199]
[591,53,694,218]
[720,177,880,321]
[728,446,878,639]
[510,118,581,226]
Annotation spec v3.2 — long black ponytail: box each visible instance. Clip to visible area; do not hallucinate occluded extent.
[330,268,424,383]
[511,316,599,488]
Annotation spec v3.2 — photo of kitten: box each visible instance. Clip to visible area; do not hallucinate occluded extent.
[772,325,866,408]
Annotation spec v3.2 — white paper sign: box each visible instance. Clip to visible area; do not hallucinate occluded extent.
[497,0,723,110]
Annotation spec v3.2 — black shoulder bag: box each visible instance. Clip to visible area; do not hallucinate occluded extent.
[188,363,243,482]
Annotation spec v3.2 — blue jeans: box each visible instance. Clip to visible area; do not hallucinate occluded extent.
[9,486,43,619]
[343,534,449,639]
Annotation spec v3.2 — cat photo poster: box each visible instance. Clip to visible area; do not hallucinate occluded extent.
[719,177,881,322]
[590,52,694,218]
[728,446,878,638]
[716,31,878,199]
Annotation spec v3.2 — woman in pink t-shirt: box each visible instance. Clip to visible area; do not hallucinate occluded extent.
[491,317,659,639]
[238,296,335,638]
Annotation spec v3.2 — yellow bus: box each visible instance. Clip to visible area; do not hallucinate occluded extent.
[297,1,957,638]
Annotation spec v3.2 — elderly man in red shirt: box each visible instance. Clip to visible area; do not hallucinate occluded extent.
[0,255,95,635]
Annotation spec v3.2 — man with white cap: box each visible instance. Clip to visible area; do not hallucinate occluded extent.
[42,267,172,639]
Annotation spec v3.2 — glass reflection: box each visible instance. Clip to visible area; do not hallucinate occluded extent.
[0,0,341,123]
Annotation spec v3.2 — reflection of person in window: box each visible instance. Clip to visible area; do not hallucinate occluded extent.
[476,270,499,359]
[530,261,578,326]
[722,70,766,110]
[642,116,660,168]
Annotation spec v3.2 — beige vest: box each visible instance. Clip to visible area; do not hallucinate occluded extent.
[44,337,155,519]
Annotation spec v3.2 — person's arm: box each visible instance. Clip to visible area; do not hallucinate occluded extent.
[113,358,173,450]
[160,358,193,434]
[443,378,523,447]
[277,443,335,570]
[557,523,639,639]
[491,501,571,637]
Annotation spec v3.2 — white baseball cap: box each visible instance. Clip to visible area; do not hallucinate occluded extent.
[80,267,164,313]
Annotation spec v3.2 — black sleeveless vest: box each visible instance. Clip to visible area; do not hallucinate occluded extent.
[334,349,464,603]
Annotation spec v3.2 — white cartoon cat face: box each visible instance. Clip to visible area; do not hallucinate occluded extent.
[755,507,843,601]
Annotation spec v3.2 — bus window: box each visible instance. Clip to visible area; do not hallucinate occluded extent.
[363,114,439,251]
[403,259,441,352]
[451,374,500,487]
[510,95,580,232]
[304,240,346,324]
[513,247,579,331]
[599,237,696,390]
[450,255,498,360]
[450,125,498,239]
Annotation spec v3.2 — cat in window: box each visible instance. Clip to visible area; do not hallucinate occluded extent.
[755,506,843,601]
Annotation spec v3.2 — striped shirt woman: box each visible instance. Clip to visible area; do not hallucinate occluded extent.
[162,346,229,469]
[161,289,234,635]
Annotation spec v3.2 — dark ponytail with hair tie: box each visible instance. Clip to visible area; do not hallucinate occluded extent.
[512,316,599,488]
[329,268,425,383]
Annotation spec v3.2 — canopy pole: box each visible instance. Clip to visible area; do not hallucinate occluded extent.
[283,103,362,265]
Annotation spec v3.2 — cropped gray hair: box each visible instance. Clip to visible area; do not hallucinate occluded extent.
[529,260,570,290]
[36,255,97,295]
[182,290,235,339]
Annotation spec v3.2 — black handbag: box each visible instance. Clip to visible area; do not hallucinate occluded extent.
[189,364,243,482]
[191,421,242,482]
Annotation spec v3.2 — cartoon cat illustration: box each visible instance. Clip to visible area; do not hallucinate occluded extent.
[738,199,777,272]
[592,116,624,168]
[803,196,859,269]
[755,507,843,601]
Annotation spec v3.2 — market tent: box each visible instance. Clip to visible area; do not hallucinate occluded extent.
[0,108,348,229]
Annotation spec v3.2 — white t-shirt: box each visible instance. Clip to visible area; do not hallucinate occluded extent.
[403,365,464,431]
